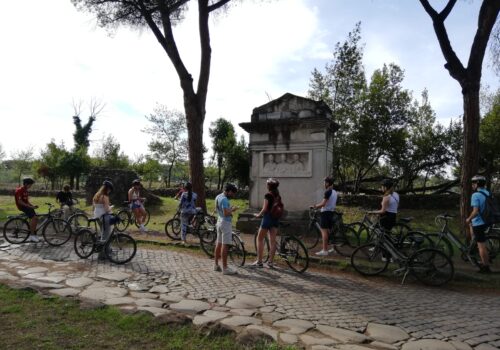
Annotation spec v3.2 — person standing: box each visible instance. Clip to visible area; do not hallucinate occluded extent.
[92,180,115,260]
[311,176,337,256]
[369,179,399,232]
[252,178,281,268]
[15,177,39,242]
[128,179,148,232]
[56,184,75,220]
[466,175,491,273]
[213,183,239,275]
[179,181,197,244]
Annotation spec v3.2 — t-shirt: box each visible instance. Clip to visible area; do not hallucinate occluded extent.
[179,191,197,214]
[386,192,399,214]
[321,188,337,212]
[215,193,232,223]
[56,191,73,206]
[15,186,29,210]
[471,188,490,227]
[265,192,275,213]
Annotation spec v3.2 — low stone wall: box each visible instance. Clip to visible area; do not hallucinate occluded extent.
[0,188,86,198]
[339,193,461,210]
[150,188,249,200]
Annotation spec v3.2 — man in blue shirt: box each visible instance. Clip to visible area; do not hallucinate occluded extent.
[466,175,491,273]
[214,183,239,275]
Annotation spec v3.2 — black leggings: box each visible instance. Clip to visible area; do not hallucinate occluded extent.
[380,212,396,232]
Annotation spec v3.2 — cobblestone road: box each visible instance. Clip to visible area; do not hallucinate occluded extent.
[1,241,500,349]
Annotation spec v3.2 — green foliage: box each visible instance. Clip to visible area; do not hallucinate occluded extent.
[73,115,96,149]
[479,89,500,187]
[9,148,35,186]
[225,135,250,187]
[92,134,130,169]
[133,155,163,189]
[36,140,68,190]
[209,118,237,190]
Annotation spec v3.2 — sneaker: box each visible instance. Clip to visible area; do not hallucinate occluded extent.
[265,262,274,269]
[222,267,238,275]
[213,265,222,272]
[315,250,329,256]
[181,240,187,246]
[28,235,40,243]
[140,224,148,232]
[249,261,264,268]
[327,248,335,254]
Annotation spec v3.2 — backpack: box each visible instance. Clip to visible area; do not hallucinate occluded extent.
[476,191,500,226]
[269,192,284,219]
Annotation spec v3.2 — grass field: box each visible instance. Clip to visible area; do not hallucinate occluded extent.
[0,284,290,350]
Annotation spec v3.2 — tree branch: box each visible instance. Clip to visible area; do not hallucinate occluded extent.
[439,0,457,21]
[208,0,231,12]
[197,0,212,116]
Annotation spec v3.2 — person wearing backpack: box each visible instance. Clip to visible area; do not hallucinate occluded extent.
[466,175,491,273]
[311,176,338,256]
[213,183,239,275]
[179,181,197,245]
[251,178,283,268]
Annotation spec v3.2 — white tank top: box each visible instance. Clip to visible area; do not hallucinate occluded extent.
[385,192,399,213]
[93,204,107,219]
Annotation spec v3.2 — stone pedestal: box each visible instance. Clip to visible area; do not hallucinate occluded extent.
[239,93,337,213]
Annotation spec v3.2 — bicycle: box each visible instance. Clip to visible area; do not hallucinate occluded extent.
[199,227,246,267]
[253,222,309,273]
[297,208,359,256]
[73,216,137,264]
[3,203,72,246]
[351,224,454,286]
[423,214,500,269]
[164,209,181,240]
[115,201,151,232]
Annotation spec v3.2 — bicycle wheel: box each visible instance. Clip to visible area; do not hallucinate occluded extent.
[486,235,500,266]
[165,218,182,240]
[68,213,89,234]
[333,226,360,257]
[42,218,72,246]
[3,217,30,244]
[425,233,454,258]
[296,223,321,250]
[105,233,137,264]
[349,222,372,245]
[134,208,151,227]
[391,223,411,239]
[351,243,390,276]
[398,231,434,257]
[115,210,130,232]
[280,236,309,273]
[73,228,96,259]
[229,234,246,267]
[199,228,217,258]
[253,231,270,263]
[409,248,454,286]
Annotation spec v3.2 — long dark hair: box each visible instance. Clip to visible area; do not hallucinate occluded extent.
[184,182,193,201]
[267,182,279,197]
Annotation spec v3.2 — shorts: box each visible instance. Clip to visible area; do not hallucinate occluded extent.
[216,220,232,244]
[380,212,396,232]
[472,224,487,243]
[320,211,335,229]
[260,213,279,229]
[131,202,143,210]
[20,206,36,218]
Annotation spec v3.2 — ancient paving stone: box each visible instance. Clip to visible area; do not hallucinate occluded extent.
[27,281,64,289]
[273,319,315,335]
[261,312,285,323]
[259,305,276,313]
[448,341,473,350]
[474,345,499,350]
[226,294,265,309]
[159,293,185,303]
[49,288,81,297]
[246,325,279,341]
[311,346,337,350]
[402,339,456,350]
[217,298,227,305]
[149,285,169,294]
[366,323,410,344]
[300,334,337,346]
[135,298,164,308]
[230,308,256,316]
[80,287,128,301]
[316,325,370,344]
[18,267,49,275]
[65,277,94,288]
[104,297,136,306]
[220,316,262,327]
[369,341,399,350]
[97,271,130,282]
[137,307,171,317]
[193,310,229,326]
[126,282,149,291]
[0,271,18,280]
[31,275,67,284]
[130,292,158,299]
[280,333,299,344]
[337,345,376,350]
[169,299,210,314]
[23,273,46,279]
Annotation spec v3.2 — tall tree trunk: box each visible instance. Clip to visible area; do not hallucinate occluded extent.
[167,162,174,188]
[69,175,75,189]
[76,174,80,190]
[460,88,481,235]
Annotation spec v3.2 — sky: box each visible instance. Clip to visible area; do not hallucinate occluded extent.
[0,0,498,161]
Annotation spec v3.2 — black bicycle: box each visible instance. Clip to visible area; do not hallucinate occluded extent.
[73,216,137,264]
[297,208,359,256]
[351,224,454,286]
[164,209,181,240]
[115,201,151,232]
[200,227,246,267]
[3,203,72,246]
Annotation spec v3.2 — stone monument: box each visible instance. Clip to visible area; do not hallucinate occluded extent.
[239,93,337,215]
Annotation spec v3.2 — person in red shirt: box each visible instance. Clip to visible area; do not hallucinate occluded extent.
[15,177,39,242]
